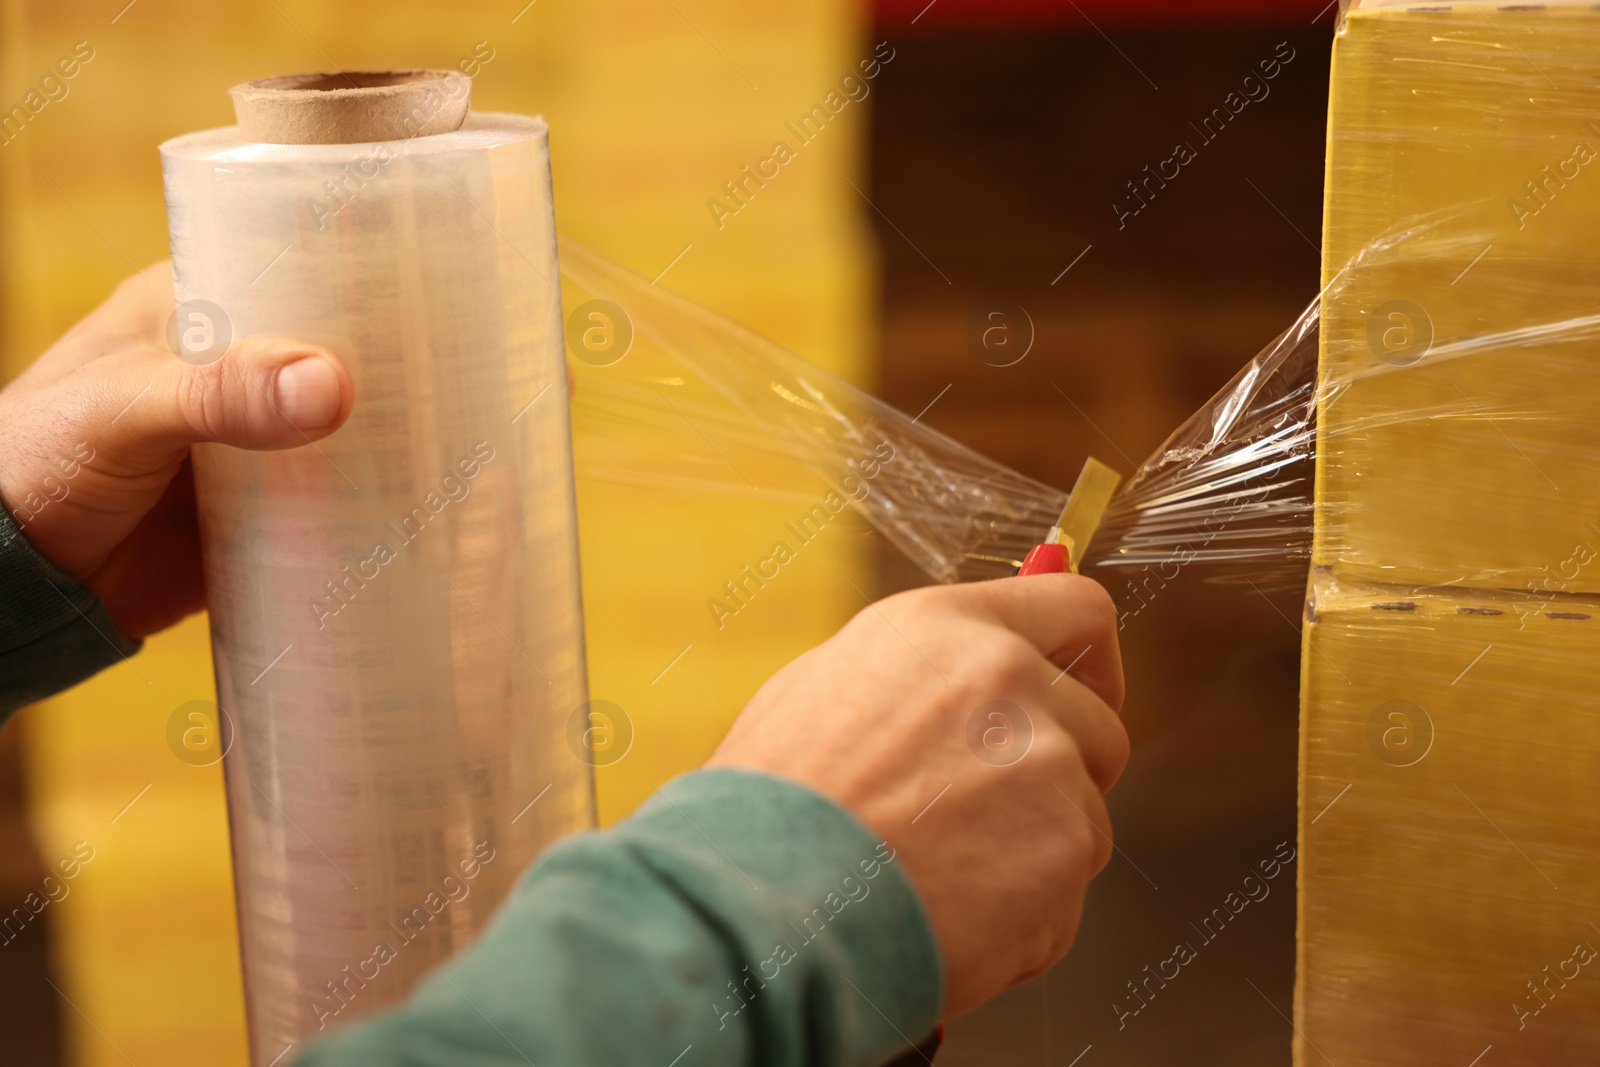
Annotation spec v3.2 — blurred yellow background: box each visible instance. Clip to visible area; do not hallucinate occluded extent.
[0,0,873,1062]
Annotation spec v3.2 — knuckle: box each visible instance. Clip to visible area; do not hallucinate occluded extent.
[957,636,1035,695]
[1093,840,1112,875]
[1043,817,1086,874]
[175,358,235,440]
[1068,575,1117,633]
[1107,719,1132,780]
[1044,915,1084,968]
[1062,812,1101,870]
[1090,816,1113,870]
[884,583,956,620]
[1079,809,1112,872]
[1028,723,1078,769]
[1051,773,1110,867]
[843,602,893,642]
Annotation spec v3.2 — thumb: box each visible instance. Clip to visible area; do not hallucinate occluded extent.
[106,338,354,461]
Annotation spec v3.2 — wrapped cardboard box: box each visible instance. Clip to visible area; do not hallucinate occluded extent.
[1303,3,1600,1062]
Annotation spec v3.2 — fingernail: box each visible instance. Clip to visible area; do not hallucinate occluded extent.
[274,356,342,429]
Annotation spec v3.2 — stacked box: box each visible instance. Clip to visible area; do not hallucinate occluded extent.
[1303,2,1600,1062]
[1316,0,1600,589]
[1300,576,1600,1062]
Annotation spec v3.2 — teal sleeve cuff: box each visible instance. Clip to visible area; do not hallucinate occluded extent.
[615,767,946,1060]
[297,767,944,1067]
[0,506,140,718]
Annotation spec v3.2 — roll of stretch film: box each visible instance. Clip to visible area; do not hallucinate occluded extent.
[160,73,594,1062]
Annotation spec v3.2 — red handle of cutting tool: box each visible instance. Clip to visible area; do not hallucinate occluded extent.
[1016,541,1070,576]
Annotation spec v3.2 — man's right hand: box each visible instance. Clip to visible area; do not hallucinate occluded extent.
[708,573,1129,1020]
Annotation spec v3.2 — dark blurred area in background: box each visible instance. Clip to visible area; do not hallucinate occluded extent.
[0,727,62,1065]
[866,9,1331,1064]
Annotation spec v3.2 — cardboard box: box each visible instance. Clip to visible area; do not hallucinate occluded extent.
[1316,1,1600,594]
[1299,573,1600,1063]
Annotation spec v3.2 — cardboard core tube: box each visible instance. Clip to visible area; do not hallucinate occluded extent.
[229,70,471,145]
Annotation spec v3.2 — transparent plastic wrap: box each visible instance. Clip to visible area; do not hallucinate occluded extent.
[554,5,1600,1056]
[1086,296,1318,592]
[561,239,1600,1060]
[560,239,1069,583]
[162,114,593,1062]
[558,239,1317,598]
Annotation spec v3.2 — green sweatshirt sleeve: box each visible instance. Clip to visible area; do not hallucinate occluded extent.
[0,507,141,719]
[296,768,944,1067]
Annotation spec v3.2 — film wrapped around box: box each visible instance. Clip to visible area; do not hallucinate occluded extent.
[1296,2,1600,1062]
[161,94,593,1060]
[560,3,1600,1055]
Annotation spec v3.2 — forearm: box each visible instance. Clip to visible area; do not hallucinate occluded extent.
[0,507,140,719]
[296,768,943,1067]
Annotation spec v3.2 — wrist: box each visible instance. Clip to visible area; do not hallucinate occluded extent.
[621,768,946,1049]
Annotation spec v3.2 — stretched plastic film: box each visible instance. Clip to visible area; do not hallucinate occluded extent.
[556,236,1317,608]
[555,5,1600,1054]
[560,239,1069,583]
[557,237,1322,606]
[162,114,593,1062]
[1086,296,1319,594]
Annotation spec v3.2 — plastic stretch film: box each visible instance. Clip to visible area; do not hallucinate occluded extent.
[558,238,1323,605]
[161,114,593,1061]
[560,239,1070,584]
[559,5,1600,1052]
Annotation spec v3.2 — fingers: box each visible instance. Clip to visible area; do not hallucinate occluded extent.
[1053,771,1114,877]
[964,573,1125,712]
[14,260,353,466]
[93,337,354,463]
[861,580,1128,791]
[77,458,206,639]
[1042,777,1111,964]
[1036,675,1129,794]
